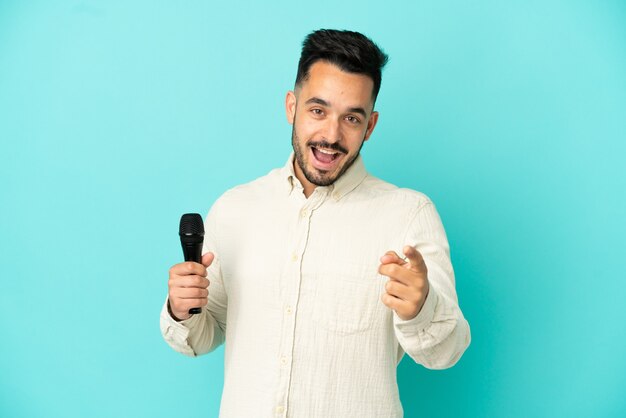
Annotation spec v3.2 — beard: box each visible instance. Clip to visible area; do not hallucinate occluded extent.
[291,123,365,187]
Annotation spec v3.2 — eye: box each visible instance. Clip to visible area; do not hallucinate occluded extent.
[345,115,361,124]
[310,108,324,116]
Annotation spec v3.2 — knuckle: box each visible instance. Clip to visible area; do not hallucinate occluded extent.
[171,262,187,275]
[383,293,393,305]
[411,292,422,305]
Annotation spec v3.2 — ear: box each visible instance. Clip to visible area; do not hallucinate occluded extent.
[285,90,296,124]
[363,111,379,142]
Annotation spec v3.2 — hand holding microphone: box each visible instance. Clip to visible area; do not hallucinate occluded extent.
[167,213,213,321]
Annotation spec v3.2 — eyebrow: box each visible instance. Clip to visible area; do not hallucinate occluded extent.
[305,97,368,118]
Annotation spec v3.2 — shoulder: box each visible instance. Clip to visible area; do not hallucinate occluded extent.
[210,166,284,212]
[359,174,433,211]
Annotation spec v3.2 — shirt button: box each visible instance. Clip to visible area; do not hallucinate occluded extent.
[276,406,285,414]
[300,209,308,218]
[285,306,293,315]
[280,356,288,365]
[291,253,298,262]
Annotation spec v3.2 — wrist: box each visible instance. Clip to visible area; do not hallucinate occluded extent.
[167,299,191,322]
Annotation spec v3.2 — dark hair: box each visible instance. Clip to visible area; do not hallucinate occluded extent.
[295,29,389,103]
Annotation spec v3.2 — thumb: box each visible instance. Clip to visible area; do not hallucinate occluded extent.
[201,252,215,267]
[380,250,407,266]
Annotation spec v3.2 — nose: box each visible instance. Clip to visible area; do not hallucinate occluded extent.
[322,118,342,144]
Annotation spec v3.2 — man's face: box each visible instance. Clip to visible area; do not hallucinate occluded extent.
[286,61,379,191]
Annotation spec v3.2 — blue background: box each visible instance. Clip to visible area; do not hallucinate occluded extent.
[1,1,625,417]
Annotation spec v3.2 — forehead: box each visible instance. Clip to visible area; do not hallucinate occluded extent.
[298,61,375,110]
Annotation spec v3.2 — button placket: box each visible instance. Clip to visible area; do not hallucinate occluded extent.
[275,188,330,416]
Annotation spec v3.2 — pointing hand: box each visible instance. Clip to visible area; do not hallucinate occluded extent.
[378,245,429,321]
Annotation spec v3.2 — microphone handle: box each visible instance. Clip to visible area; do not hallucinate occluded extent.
[182,244,203,264]
[183,244,203,315]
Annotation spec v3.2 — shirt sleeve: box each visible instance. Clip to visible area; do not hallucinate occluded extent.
[159,201,228,357]
[393,201,471,369]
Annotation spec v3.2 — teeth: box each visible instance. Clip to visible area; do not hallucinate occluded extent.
[315,147,338,155]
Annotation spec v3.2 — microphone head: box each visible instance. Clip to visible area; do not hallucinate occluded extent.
[179,213,204,244]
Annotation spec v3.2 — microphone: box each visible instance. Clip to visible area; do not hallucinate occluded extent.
[179,213,204,315]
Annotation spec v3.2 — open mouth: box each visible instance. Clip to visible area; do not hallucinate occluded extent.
[312,146,340,163]
[310,146,343,170]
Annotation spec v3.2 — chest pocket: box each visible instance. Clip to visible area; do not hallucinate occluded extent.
[312,262,386,335]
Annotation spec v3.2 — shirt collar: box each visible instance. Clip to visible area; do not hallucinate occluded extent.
[280,152,367,201]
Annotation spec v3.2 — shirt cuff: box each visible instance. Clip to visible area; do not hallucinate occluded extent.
[160,299,200,356]
[393,283,438,333]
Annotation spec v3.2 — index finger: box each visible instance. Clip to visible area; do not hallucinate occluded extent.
[169,261,208,277]
[403,245,427,273]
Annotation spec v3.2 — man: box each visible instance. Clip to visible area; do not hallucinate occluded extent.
[161,29,470,417]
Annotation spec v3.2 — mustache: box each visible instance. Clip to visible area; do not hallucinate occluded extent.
[306,140,348,155]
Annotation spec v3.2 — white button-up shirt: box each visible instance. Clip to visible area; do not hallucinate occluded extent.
[160,154,471,417]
